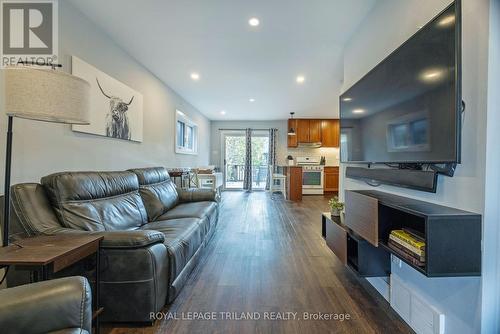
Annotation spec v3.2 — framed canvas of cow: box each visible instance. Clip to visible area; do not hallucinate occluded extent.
[71,56,144,142]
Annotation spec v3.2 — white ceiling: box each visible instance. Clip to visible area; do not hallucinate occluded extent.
[69,0,376,121]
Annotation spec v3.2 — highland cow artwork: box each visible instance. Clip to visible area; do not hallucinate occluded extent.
[71,56,143,142]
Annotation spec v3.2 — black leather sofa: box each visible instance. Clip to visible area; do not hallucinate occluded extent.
[0,276,92,334]
[8,167,219,323]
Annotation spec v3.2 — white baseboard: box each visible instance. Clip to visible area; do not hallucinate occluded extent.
[366,276,390,301]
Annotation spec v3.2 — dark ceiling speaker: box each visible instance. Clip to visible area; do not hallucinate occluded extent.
[346,166,438,193]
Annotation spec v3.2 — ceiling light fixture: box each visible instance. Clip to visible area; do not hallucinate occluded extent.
[190,72,200,81]
[353,109,365,114]
[220,110,226,115]
[296,75,305,84]
[249,98,255,102]
[249,17,260,27]
[342,97,352,102]
[288,112,297,136]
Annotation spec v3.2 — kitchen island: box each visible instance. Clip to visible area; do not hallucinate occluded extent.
[282,166,302,201]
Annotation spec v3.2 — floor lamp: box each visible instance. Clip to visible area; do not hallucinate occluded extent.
[2,67,90,246]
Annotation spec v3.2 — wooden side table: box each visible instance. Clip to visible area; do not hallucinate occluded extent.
[0,234,104,334]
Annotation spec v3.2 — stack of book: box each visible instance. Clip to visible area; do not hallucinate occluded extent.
[388,229,426,267]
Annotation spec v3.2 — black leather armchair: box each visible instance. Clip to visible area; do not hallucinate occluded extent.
[0,276,92,334]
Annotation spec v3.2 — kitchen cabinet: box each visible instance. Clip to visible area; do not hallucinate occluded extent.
[287,118,339,148]
[287,119,298,147]
[286,166,302,201]
[296,119,310,143]
[324,166,339,192]
[309,120,322,143]
[321,119,340,147]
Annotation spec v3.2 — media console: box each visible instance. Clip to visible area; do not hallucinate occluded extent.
[322,190,481,277]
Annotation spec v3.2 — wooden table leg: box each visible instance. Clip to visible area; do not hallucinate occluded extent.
[95,247,101,334]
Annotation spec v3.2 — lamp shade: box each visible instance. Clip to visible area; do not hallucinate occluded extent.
[4,67,90,124]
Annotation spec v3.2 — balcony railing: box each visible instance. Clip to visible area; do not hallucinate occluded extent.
[225,164,268,185]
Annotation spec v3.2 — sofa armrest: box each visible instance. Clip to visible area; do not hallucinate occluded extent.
[177,188,219,203]
[98,230,165,249]
[43,227,165,249]
[0,276,92,334]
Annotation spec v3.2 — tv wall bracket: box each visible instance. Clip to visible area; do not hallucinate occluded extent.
[430,163,457,177]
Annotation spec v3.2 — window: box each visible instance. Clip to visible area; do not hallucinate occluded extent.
[175,110,198,154]
[386,111,430,152]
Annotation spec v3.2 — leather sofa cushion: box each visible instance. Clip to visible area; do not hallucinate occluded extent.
[129,167,179,221]
[141,218,203,284]
[177,188,218,203]
[157,201,217,221]
[41,172,147,231]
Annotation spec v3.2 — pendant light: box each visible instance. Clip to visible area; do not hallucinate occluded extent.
[288,112,296,136]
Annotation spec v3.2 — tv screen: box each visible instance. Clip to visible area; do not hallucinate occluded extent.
[340,2,461,164]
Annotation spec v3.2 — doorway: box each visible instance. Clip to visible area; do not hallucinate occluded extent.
[221,130,269,190]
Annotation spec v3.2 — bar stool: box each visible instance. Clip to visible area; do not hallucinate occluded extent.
[268,165,287,200]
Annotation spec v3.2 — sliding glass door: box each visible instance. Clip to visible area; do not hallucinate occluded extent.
[250,131,269,190]
[221,130,269,190]
[222,131,245,189]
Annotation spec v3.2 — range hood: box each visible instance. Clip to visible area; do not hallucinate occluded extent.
[298,142,322,148]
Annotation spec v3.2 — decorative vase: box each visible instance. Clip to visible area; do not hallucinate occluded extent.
[331,208,340,217]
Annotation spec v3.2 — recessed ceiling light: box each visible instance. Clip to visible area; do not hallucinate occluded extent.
[249,17,260,27]
[190,72,200,81]
[342,97,352,102]
[249,98,255,102]
[220,110,226,115]
[353,109,365,114]
[296,75,305,84]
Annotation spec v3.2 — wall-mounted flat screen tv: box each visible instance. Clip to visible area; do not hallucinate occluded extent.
[340,1,461,164]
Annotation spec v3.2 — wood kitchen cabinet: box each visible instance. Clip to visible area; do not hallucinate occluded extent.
[321,119,340,147]
[287,119,298,147]
[309,120,322,143]
[324,166,339,192]
[287,118,339,147]
[296,119,310,143]
[286,166,302,201]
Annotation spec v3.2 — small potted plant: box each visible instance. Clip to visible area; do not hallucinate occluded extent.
[328,196,344,217]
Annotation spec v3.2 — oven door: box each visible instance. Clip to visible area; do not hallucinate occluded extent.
[302,170,323,188]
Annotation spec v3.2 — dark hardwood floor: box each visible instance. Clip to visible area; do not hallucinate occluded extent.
[103,192,413,334]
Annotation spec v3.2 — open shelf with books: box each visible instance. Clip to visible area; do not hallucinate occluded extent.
[345,190,482,277]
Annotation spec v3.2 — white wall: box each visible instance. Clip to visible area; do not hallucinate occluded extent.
[340,0,491,333]
[481,1,500,332]
[0,1,210,195]
[210,121,288,168]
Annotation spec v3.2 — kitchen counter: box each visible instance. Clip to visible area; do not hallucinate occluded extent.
[280,164,339,200]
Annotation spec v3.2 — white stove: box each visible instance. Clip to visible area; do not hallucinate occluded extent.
[296,157,324,195]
